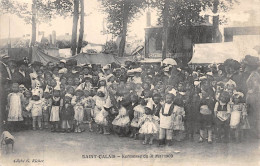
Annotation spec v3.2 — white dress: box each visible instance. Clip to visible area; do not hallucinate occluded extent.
[8,93,24,121]
[139,115,159,134]
[72,96,85,122]
[95,108,109,126]
[50,97,62,122]
[26,99,45,117]
[93,96,106,121]
[159,103,174,129]
[131,105,145,128]
[230,103,247,128]
[172,106,185,131]
[112,107,130,127]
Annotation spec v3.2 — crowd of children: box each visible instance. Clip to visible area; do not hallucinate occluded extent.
[2,55,260,146]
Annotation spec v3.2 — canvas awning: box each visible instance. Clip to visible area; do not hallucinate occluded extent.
[31,47,61,65]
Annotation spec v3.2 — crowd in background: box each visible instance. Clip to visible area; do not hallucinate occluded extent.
[0,54,259,146]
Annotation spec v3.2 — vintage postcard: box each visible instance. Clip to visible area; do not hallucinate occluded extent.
[0,0,259,166]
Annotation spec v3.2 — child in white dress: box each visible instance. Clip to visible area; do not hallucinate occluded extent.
[93,89,107,133]
[138,106,159,145]
[130,99,146,139]
[112,105,130,137]
[7,83,24,131]
[229,92,249,142]
[26,90,46,130]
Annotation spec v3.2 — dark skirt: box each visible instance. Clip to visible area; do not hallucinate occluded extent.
[214,117,230,127]
[199,113,213,129]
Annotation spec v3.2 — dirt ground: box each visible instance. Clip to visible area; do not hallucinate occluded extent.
[0,124,259,166]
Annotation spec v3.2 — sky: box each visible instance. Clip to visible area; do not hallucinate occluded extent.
[0,0,259,44]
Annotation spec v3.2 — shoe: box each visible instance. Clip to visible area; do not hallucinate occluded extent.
[33,127,36,131]
[149,141,153,145]
[98,130,103,134]
[66,129,71,133]
[89,128,93,132]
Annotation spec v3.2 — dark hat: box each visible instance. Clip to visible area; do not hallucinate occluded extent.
[66,59,77,66]
[52,65,61,71]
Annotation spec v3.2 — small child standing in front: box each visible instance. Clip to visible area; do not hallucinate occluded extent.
[42,92,52,129]
[130,98,146,139]
[172,98,185,141]
[138,105,159,145]
[93,89,107,133]
[229,92,250,142]
[199,86,215,144]
[26,90,45,130]
[23,90,32,130]
[214,91,231,143]
[60,94,74,133]
[84,90,95,132]
[50,89,63,132]
[158,93,175,146]
[71,90,85,133]
[7,83,24,131]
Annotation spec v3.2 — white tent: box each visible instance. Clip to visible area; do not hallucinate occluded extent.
[192,35,260,64]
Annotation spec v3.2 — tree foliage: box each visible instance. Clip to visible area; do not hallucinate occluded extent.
[101,0,146,36]
[0,0,73,24]
[151,0,238,26]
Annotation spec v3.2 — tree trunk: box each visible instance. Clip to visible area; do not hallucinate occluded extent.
[162,0,169,60]
[77,0,84,54]
[212,0,220,42]
[71,0,79,56]
[118,0,130,57]
[31,0,37,47]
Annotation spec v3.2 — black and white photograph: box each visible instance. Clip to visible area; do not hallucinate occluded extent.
[0,0,259,165]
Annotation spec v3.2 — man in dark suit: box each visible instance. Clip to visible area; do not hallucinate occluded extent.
[12,60,31,90]
[0,55,13,125]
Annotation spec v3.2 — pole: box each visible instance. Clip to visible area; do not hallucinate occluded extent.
[8,17,11,48]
